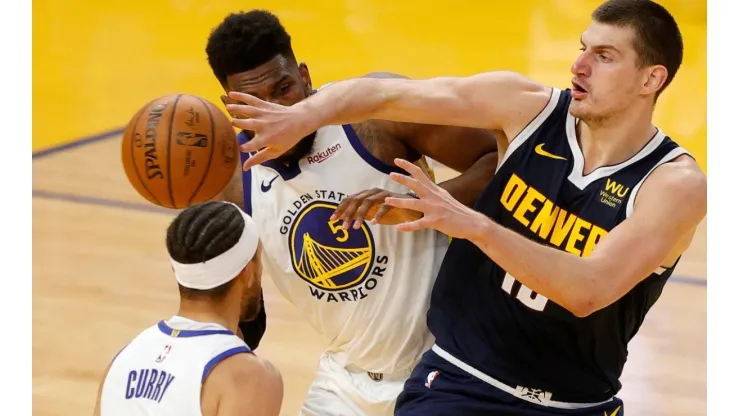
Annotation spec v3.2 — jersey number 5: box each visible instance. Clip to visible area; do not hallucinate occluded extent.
[328,219,349,243]
[501,273,549,311]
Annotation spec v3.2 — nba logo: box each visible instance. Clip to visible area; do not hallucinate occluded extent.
[425,370,440,388]
[155,345,172,363]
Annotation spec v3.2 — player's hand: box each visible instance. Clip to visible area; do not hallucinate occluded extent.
[383,158,487,239]
[225,92,319,171]
[330,188,423,229]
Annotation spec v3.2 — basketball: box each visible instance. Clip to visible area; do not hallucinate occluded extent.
[121,94,239,209]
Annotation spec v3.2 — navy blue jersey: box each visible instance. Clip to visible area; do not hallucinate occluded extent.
[427,88,689,403]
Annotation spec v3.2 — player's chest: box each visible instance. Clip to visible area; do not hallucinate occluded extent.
[493,169,632,258]
[253,173,397,304]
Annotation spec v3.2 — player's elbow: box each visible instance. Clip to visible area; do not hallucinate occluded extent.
[567,296,601,318]
[564,261,613,318]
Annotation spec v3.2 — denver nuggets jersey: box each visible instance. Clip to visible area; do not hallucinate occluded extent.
[427,88,689,402]
[100,316,251,415]
[239,123,449,374]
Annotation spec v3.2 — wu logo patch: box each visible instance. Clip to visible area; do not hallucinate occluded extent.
[605,179,630,198]
[600,178,630,208]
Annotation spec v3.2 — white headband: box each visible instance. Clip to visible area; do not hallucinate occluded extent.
[170,203,260,290]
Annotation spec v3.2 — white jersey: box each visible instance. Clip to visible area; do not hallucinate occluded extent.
[239,121,449,374]
[100,316,251,416]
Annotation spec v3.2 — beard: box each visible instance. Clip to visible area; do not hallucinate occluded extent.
[274,131,317,165]
[239,289,263,322]
[568,99,614,127]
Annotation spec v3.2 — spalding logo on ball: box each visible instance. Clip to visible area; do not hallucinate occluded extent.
[121,94,238,209]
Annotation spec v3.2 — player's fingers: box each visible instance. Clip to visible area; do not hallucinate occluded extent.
[331,190,375,225]
[226,103,265,119]
[369,204,393,224]
[396,216,434,233]
[384,196,425,211]
[242,149,275,171]
[239,134,277,154]
[388,172,425,197]
[330,191,365,223]
[227,91,270,108]
[395,159,434,187]
[231,118,262,134]
[353,197,383,229]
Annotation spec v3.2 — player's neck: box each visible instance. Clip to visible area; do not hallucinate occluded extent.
[176,299,240,334]
[577,104,657,175]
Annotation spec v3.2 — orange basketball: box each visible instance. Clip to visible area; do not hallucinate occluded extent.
[121,94,239,209]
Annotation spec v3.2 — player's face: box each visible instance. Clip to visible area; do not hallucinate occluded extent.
[569,22,650,123]
[239,244,264,321]
[223,55,316,164]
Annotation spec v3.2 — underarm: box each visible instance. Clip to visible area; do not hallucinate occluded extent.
[350,121,419,166]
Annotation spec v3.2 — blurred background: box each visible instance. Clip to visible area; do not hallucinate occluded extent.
[32,0,706,415]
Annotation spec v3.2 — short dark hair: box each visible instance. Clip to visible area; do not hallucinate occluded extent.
[592,0,683,96]
[166,201,245,300]
[206,10,295,85]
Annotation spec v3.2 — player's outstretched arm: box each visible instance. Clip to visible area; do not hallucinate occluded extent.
[227,71,551,170]
[329,71,501,227]
[201,353,284,416]
[383,157,707,317]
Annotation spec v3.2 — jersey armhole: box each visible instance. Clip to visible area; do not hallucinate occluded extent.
[496,87,562,173]
[625,147,690,218]
[201,346,252,383]
[237,132,253,216]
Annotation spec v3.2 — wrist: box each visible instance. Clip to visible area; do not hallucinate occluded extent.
[467,213,497,245]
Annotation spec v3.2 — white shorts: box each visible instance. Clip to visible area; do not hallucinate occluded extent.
[298,352,412,416]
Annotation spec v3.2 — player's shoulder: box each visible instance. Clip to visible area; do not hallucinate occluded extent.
[647,154,705,193]
[205,351,281,386]
[636,153,707,214]
[201,352,283,415]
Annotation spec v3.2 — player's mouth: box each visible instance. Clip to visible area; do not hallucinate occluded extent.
[571,79,588,100]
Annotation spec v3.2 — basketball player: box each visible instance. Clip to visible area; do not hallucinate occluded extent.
[226,1,707,415]
[93,202,283,415]
[205,10,499,416]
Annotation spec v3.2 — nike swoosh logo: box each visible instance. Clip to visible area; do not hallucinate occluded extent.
[261,175,279,192]
[605,405,622,416]
[535,143,567,161]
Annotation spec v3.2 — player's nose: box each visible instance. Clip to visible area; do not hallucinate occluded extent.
[570,54,591,78]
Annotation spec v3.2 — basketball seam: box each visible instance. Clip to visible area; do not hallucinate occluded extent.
[128,105,162,206]
[166,94,183,208]
[188,97,217,205]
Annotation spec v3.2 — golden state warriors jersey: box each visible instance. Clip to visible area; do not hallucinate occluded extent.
[238,123,449,374]
[426,88,690,403]
[100,316,251,415]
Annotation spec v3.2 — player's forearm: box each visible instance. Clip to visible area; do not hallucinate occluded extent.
[302,77,486,130]
[468,218,608,317]
[301,78,400,127]
[437,152,498,207]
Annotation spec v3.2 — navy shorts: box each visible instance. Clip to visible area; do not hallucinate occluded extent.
[394,349,625,416]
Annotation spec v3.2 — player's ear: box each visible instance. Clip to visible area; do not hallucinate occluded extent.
[298,62,312,94]
[642,65,667,96]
